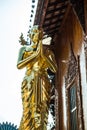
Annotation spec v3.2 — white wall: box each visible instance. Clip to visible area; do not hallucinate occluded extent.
[80,42,87,130]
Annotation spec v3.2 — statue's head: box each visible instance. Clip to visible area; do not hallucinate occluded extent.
[29,25,43,43]
[19,25,43,46]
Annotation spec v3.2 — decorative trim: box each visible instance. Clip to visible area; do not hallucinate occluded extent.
[34,0,49,27]
[65,43,78,87]
[65,44,84,130]
[84,35,87,81]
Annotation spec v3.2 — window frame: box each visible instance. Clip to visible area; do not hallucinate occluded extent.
[66,75,84,130]
[67,81,78,130]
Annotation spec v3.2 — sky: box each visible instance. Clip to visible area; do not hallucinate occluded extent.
[0,0,33,126]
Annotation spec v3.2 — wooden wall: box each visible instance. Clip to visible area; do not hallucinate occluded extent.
[54,5,84,130]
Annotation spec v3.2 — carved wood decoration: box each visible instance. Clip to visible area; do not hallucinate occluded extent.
[65,43,84,130]
[65,43,78,87]
[84,35,87,81]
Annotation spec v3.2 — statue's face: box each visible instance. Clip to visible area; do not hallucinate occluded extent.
[32,29,39,43]
[29,26,43,43]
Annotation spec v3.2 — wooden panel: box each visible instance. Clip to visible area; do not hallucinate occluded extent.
[70,0,85,31]
[84,0,87,34]
[45,11,65,20]
[54,6,84,130]
[46,5,67,14]
[34,0,69,40]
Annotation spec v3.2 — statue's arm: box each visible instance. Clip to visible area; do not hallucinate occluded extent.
[44,50,58,73]
[45,56,57,73]
[17,45,40,69]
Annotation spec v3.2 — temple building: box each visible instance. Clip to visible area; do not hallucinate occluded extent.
[30,0,87,130]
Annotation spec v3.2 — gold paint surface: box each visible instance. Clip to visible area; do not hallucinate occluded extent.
[17,25,57,130]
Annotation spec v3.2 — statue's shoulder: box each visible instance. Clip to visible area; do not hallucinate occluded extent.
[17,46,26,62]
[19,46,30,56]
[19,46,26,53]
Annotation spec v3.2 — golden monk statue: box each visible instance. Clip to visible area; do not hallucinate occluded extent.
[17,25,57,130]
